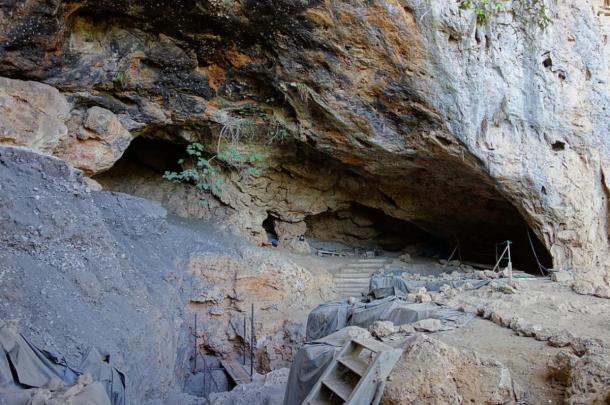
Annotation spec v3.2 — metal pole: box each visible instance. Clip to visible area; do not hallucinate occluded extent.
[444,244,459,267]
[492,244,509,273]
[202,348,207,397]
[194,314,197,373]
[250,303,254,380]
[507,240,513,284]
[243,315,247,366]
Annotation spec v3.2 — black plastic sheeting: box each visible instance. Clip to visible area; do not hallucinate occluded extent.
[0,320,126,404]
[294,297,475,405]
[306,295,475,341]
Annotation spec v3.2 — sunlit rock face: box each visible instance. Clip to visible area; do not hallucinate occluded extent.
[1,0,610,288]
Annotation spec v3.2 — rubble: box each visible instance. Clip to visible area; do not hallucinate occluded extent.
[551,271,574,284]
[208,369,289,405]
[398,253,412,263]
[370,321,397,338]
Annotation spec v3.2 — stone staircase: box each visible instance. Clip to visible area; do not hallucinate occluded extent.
[333,258,389,297]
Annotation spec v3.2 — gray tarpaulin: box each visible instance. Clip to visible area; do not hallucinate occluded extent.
[295,299,475,404]
[306,296,474,341]
[370,273,490,294]
[349,298,437,330]
[0,320,126,405]
[283,327,370,405]
[305,299,351,343]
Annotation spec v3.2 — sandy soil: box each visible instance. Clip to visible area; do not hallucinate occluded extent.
[442,279,610,345]
[438,318,565,403]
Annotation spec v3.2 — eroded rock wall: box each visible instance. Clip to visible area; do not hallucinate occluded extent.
[1,0,610,288]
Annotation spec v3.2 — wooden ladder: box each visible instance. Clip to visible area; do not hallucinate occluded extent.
[303,337,402,405]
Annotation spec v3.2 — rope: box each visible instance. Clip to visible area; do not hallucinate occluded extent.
[526,228,548,276]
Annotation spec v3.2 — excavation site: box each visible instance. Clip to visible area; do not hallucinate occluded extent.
[1,1,610,404]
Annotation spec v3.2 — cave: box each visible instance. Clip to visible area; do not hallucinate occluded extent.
[97,137,553,276]
[262,213,279,242]
[97,136,186,178]
[304,200,551,274]
[305,203,444,253]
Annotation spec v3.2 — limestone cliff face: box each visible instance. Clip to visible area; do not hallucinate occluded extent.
[1,0,610,290]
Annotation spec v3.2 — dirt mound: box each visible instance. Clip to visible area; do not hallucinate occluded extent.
[382,335,521,404]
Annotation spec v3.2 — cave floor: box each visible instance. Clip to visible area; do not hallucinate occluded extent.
[437,318,565,403]
[264,245,610,403]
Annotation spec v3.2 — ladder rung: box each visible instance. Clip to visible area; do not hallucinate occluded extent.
[322,378,353,401]
[352,337,391,353]
[338,356,368,376]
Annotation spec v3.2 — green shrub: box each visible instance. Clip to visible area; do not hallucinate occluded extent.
[163,142,264,194]
[460,0,552,30]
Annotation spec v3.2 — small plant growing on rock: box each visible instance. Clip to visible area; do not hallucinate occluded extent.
[163,142,263,194]
[460,0,552,29]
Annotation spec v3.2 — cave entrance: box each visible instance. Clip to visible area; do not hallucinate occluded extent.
[262,213,279,243]
[305,203,446,253]
[95,136,186,183]
[304,202,552,275]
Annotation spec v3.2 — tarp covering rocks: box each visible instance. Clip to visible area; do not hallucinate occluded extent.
[306,297,474,341]
[0,320,126,404]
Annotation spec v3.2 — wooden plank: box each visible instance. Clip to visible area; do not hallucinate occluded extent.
[322,378,353,401]
[220,360,251,385]
[352,337,393,353]
[338,356,367,376]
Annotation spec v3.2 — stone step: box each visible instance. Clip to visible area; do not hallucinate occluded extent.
[336,281,369,286]
[336,291,367,296]
[334,271,376,276]
[337,268,380,274]
[335,274,374,278]
[337,290,365,297]
[348,261,386,265]
[354,259,388,263]
[335,275,371,280]
[335,284,369,288]
[336,283,370,288]
[336,283,369,289]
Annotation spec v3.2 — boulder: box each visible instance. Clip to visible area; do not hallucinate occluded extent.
[0,77,70,152]
[382,336,521,404]
[370,321,397,338]
[551,271,574,284]
[55,107,133,175]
